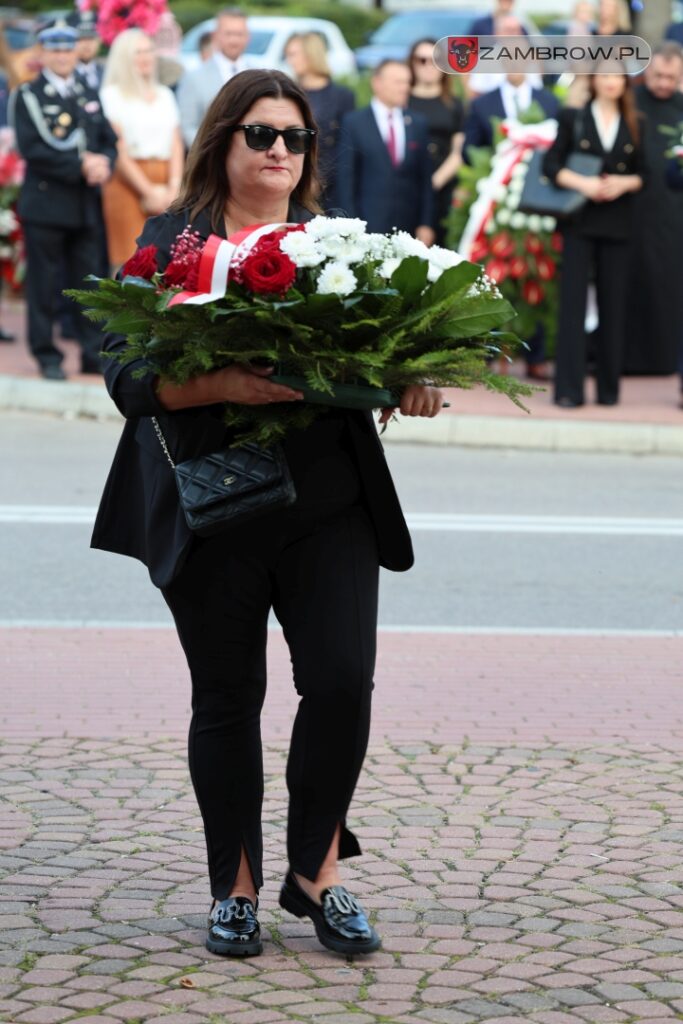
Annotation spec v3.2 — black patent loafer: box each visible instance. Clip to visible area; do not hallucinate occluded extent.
[279,870,381,955]
[206,895,262,956]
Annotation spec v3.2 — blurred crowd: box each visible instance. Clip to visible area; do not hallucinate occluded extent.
[3,2,683,407]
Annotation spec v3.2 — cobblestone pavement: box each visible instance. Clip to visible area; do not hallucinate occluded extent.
[3,628,683,1023]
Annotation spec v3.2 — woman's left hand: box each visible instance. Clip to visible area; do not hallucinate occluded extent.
[377,384,445,425]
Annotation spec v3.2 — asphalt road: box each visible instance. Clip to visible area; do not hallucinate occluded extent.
[2,410,683,631]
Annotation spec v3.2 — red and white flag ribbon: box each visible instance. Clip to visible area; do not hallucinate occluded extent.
[168,221,297,306]
[459,118,558,261]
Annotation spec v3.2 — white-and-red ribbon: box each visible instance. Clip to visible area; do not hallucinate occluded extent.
[459,118,558,261]
[168,221,297,306]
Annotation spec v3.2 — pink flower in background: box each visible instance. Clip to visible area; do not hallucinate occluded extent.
[84,0,169,46]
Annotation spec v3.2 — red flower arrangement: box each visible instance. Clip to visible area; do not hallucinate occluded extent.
[77,0,168,46]
[232,230,299,296]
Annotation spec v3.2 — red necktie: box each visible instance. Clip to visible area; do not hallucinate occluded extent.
[387,110,398,167]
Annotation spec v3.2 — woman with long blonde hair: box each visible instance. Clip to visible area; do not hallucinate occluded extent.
[100,28,183,268]
[284,31,354,211]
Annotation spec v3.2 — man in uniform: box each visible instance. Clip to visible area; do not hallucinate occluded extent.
[9,20,118,380]
[70,9,105,92]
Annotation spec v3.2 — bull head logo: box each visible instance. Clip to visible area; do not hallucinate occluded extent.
[447,37,479,73]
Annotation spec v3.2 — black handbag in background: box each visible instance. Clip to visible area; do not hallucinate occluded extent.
[151,417,297,536]
[518,109,604,220]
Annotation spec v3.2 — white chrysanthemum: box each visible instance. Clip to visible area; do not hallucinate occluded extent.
[390,230,430,261]
[527,214,542,233]
[429,245,466,269]
[279,231,326,267]
[511,163,527,179]
[378,257,401,278]
[0,208,17,233]
[496,208,511,226]
[364,233,391,260]
[510,212,527,229]
[333,236,369,263]
[306,215,366,241]
[506,192,519,210]
[541,216,556,232]
[507,177,524,197]
[315,260,358,296]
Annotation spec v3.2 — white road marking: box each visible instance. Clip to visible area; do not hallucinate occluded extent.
[3,506,683,536]
[0,620,682,637]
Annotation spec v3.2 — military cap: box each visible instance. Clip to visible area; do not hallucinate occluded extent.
[66,9,100,39]
[37,19,78,50]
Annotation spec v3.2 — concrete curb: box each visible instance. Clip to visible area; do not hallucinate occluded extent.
[2,373,683,455]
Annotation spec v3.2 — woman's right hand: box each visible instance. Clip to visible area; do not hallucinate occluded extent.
[579,176,606,202]
[216,363,304,405]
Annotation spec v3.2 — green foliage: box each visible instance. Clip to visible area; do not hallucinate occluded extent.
[68,252,532,446]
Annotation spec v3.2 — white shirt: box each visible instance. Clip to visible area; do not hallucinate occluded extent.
[591,100,620,152]
[212,51,248,84]
[500,78,533,120]
[42,68,76,98]
[100,83,180,160]
[370,97,406,163]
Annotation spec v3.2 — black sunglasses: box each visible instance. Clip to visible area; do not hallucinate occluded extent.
[231,123,317,154]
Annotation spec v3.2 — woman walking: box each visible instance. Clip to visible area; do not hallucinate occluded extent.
[100,28,184,269]
[542,70,645,406]
[91,69,445,958]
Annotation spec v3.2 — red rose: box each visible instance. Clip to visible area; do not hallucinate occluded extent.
[240,247,297,295]
[535,254,556,281]
[122,244,158,279]
[490,231,514,259]
[485,258,509,284]
[524,233,543,255]
[163,251,201,288]
[470,238,489,263]
[522,279,544,305]
[509,255,528,279]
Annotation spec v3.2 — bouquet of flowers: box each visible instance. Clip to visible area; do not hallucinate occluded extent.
[68,216,533,446]
[446,111,563,352]
[77,0,168,46]
[0,128,25,291]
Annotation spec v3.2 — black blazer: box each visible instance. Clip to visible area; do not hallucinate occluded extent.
[10,72,117,230]
[542,104,647,240]
[91,205,415,587]
[463,87,560,159]
[336,106,434,233]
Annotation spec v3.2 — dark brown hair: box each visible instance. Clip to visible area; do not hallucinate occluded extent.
[171,68,323,230]
[587,69,641,147]
[407,38,453,105]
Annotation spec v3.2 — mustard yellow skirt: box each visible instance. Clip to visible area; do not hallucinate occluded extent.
[102,158,170,268]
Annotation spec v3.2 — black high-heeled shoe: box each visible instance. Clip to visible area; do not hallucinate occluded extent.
[279,869,381,955]
[206,895,262,956]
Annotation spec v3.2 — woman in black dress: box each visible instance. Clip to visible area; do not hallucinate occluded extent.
[542,70,645,406]
[92,69,446,959]
[407,38,464,246]
[284,31,355,212]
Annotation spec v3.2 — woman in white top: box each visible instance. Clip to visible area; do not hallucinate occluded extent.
[100,28,184,268]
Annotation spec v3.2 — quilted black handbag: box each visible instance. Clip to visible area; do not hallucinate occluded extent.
[518,110,604,220]
[151,417,297,536]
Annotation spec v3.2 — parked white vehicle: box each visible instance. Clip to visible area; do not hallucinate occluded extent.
[179,15,357,77]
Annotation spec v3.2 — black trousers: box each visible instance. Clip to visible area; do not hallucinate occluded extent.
[555,231,631,405]
[23,221,105,369]
[161,483,380,900]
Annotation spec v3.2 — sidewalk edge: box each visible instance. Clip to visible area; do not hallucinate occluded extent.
[2,374,683,455]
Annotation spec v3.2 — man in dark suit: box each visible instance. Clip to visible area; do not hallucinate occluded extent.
[463,73,560,159]
[9,20,118,380]
[336,59,434,241]
[69,9,105,92]
[468,0,528,37]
